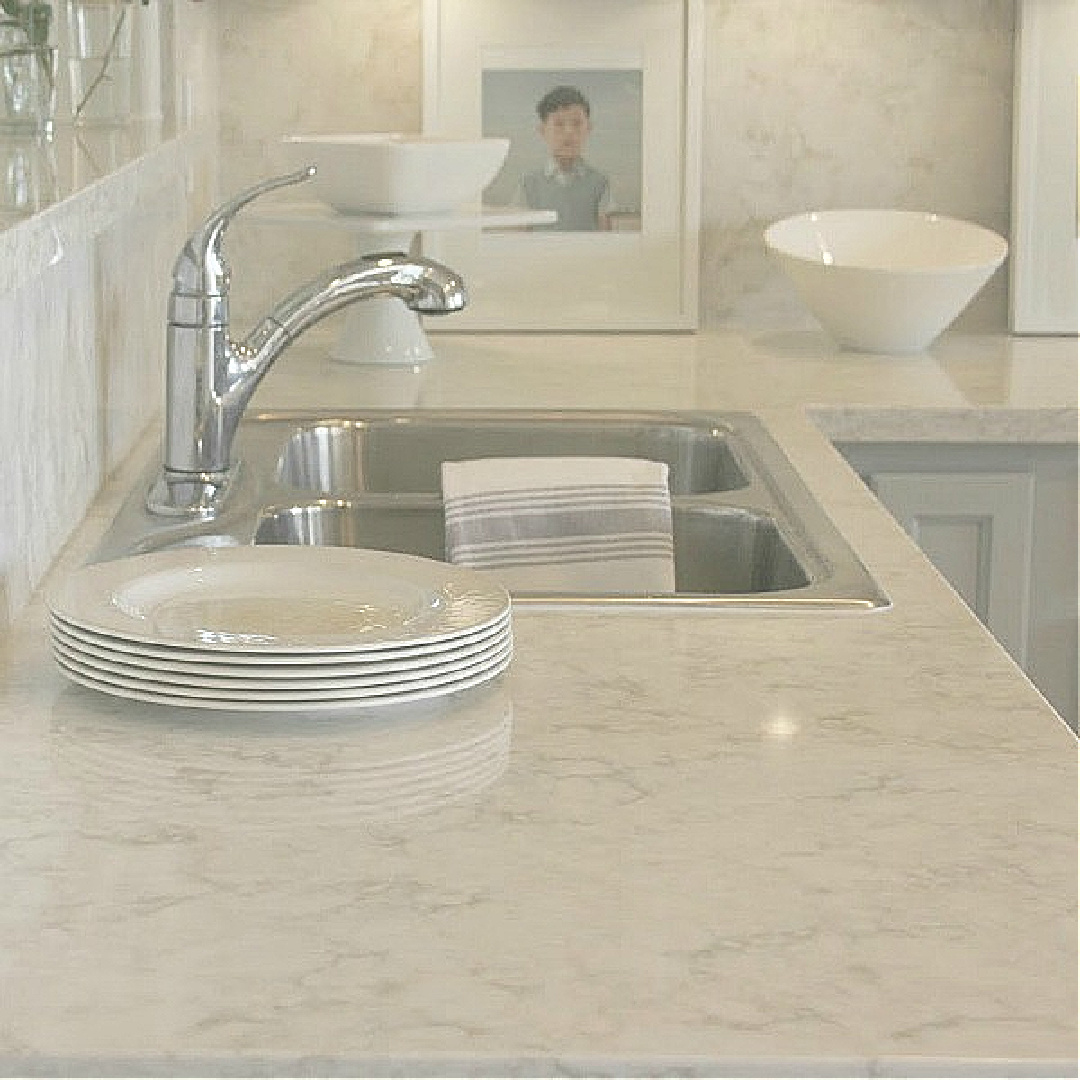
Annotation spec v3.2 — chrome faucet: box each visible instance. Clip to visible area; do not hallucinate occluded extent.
[146,167,467,518]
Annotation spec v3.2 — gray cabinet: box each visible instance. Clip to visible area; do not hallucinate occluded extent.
[837,442,1078,730]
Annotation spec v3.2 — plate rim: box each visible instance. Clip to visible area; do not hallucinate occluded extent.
[48,547,511,654]
[50,610,511,671]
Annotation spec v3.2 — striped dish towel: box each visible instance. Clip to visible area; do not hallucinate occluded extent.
[441,457,676,594]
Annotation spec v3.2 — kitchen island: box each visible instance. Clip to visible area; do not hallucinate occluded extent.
[0,328,1075,1077]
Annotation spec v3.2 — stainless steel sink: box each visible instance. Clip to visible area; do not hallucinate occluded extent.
[94,409,889,610]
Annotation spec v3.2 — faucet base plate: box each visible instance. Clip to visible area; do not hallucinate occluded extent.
[147,468,237,520]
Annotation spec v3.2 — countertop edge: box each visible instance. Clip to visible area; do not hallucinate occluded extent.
[1,1052,1075,1078]
[808,404,1079,444]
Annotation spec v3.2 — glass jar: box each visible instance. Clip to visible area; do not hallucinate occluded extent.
[0,134,58,216]
[0,7,58,137]
[64,0,132,124]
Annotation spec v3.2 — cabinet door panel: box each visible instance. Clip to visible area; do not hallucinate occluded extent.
[870,471,1036,665]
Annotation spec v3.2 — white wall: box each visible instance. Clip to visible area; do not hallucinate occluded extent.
[215,0,1015,332]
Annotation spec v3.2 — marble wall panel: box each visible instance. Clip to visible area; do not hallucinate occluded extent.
[0,1,220,625]
[216,0,1015,332]
[0,170,203,624]
[0,244,100,621]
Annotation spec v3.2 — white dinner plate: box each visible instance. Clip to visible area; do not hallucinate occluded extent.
[49,607,510,667]
[55,648,514,712]
[48,547,510,654]
[51,628,511,692]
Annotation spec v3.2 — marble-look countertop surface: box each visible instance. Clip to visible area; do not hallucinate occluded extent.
[0,329,1076,1077]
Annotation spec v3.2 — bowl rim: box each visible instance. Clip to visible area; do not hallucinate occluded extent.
[763,208,1008,274]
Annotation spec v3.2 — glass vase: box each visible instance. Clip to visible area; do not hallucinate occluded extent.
[64,0,132,125]
[0,18,57,137]
[0,134,58,217]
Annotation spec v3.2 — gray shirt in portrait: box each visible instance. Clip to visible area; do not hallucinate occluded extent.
[514,160,614,231]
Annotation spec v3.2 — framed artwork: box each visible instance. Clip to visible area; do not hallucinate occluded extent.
[1009,0,1078,335]
[422,0,703,331]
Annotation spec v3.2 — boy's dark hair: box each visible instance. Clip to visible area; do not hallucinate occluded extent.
[536,85,591,121]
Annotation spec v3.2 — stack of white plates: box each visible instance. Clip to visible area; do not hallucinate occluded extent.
[46,546,512,711]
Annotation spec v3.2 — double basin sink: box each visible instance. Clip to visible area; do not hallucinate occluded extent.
[95,410,888,610]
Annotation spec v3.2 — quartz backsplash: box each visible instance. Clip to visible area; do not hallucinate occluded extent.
[216,0,1015,332]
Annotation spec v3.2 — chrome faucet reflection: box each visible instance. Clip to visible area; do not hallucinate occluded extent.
[147,167,467,518]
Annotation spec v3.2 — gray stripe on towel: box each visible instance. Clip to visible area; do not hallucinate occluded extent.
[447,506,672,548]
[451,533,675,568]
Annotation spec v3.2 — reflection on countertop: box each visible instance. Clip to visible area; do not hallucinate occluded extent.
[50,676,513,831]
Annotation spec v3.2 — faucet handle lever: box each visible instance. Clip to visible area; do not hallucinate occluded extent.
[178,166,317,295]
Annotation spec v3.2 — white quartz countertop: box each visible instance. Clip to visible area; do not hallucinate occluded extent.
[0,328,1076,1077]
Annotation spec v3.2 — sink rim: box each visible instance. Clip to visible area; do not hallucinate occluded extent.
[269,411,752,497]
[93,408,891,611]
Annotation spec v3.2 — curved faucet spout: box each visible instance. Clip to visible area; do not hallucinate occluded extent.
[247,252,466,360]
[147,172,468,519]
[222,251,467,448]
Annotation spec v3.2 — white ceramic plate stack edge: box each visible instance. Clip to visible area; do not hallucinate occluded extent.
[46,547,513,711]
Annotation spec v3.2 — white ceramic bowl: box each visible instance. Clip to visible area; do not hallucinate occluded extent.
[282,133,510,215]
[764,209,1008,352]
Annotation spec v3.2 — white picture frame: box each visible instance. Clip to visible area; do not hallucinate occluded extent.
[1009,0,1079,335]
[422,0,703,331]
